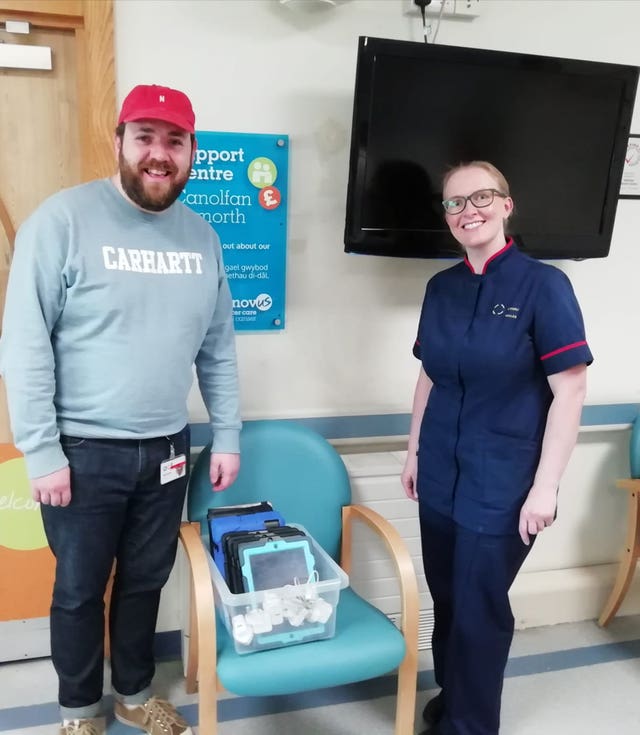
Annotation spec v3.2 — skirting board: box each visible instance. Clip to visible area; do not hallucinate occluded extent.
[0,616,50,662]
[177,564,640,663]
[384,564,640,651]
[0,619,182,663]
[510,563,640,629]
[3,565,638,663]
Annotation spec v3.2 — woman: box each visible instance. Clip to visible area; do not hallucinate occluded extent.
[401,161,592,735]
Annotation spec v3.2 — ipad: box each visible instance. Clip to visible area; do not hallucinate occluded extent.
[240,538,315,592]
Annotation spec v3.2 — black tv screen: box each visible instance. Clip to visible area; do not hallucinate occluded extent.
[344,37,639,259]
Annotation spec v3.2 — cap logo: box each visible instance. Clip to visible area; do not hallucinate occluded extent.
[117,85,195,133]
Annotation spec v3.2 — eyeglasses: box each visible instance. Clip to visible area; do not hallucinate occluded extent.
[442,188,507,215]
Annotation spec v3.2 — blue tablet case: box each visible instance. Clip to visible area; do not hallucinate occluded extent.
[207,503,285,579]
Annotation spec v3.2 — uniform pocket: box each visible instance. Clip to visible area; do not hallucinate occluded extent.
[481,432,540,510]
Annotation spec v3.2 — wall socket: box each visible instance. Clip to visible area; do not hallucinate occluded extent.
[404,0,481,20]
[455,0,482,18]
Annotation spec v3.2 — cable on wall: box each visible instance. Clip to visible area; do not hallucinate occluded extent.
[413,0,446,44]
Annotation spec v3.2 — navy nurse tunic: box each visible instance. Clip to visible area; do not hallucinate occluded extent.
[413,241,593,535]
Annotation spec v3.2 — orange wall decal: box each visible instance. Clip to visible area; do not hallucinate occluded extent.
[0,444,55,621]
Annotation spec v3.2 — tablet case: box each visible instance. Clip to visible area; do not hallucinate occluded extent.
[224,526,312,593]
[207,502,285,579]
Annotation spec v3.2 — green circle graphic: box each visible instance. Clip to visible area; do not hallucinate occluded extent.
[0,457,47,551]
[248,157,278,189]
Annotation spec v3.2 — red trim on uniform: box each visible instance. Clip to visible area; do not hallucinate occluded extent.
[480,238,514,274]
[463,238,514,274]
[540,341,587,361]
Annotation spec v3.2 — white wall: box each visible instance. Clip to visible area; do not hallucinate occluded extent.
[112,0,640,632]
[114,0,640,421]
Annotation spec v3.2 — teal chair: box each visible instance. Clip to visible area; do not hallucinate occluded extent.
[179,420,419,734]
[598,416,640,626]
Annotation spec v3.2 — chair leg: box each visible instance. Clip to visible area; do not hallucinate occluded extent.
[598,490,640,627]
[104,564,116,658]
[198,671,218,735]
[194,621,217,735]
[185,576,198,695]
[394,648,418,735]
[179,522,219,734]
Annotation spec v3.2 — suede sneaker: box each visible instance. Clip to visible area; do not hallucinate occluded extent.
[59,718,105,735]
[114,697,193,735]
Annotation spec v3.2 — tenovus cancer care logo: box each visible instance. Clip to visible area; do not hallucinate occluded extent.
[0,450,47,551]
[491,303,520,319]
[232,293,272,311]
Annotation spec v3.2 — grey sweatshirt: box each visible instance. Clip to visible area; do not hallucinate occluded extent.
[0,179,241,478]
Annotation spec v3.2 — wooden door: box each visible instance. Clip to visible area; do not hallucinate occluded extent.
[0,0,115,659]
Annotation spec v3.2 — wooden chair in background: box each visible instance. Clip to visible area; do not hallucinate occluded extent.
[599,417,640,626]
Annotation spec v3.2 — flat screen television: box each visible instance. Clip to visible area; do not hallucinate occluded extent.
[344,37,639,259]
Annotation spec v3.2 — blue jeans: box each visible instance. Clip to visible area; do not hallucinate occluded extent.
[40,427,190,720]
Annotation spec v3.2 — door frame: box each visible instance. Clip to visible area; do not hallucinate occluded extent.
[0,0,116,181]
[0,1,116,659]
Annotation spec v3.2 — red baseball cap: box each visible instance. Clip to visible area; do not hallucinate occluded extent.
[118,84,195,134]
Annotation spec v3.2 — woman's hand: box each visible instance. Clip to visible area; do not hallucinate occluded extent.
[402,368,432,503]
[518,364,587,546]
[401,452,419,502]
[518,483,557,545]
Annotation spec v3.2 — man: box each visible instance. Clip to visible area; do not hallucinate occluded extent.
[0,84,241,735]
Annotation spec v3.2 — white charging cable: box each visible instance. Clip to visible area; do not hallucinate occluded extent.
[230,571,334,645]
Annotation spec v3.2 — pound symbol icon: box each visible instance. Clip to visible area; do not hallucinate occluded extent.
[259,186,282,210]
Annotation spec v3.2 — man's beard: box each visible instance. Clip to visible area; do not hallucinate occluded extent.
[118,151,190,212]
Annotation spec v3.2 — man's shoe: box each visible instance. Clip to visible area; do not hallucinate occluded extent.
[114,697,193,735]
[422,691,444,725]
[59,718,105,735]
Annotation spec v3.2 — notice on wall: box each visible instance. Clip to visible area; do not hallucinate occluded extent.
[181,131,288,331]
[620,135,640,198]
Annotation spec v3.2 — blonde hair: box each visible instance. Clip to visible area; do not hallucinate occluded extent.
[442,160,510,197]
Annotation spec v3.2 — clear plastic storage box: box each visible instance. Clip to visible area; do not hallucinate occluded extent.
[206,524,349,654]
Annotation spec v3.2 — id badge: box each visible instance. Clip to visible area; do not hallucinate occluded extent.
[160,454,187,485]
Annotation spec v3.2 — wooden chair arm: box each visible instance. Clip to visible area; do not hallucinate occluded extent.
[616,479,640,492]
[0,196,15,259]
[341,504,419,644]
[178,521,217,695]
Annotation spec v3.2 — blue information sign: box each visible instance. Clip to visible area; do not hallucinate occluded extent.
[181,131,288,331]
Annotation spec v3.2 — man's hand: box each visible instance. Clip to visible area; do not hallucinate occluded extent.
[518,483,557,546]
[209,453,240,492]
[31,466,71,507]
